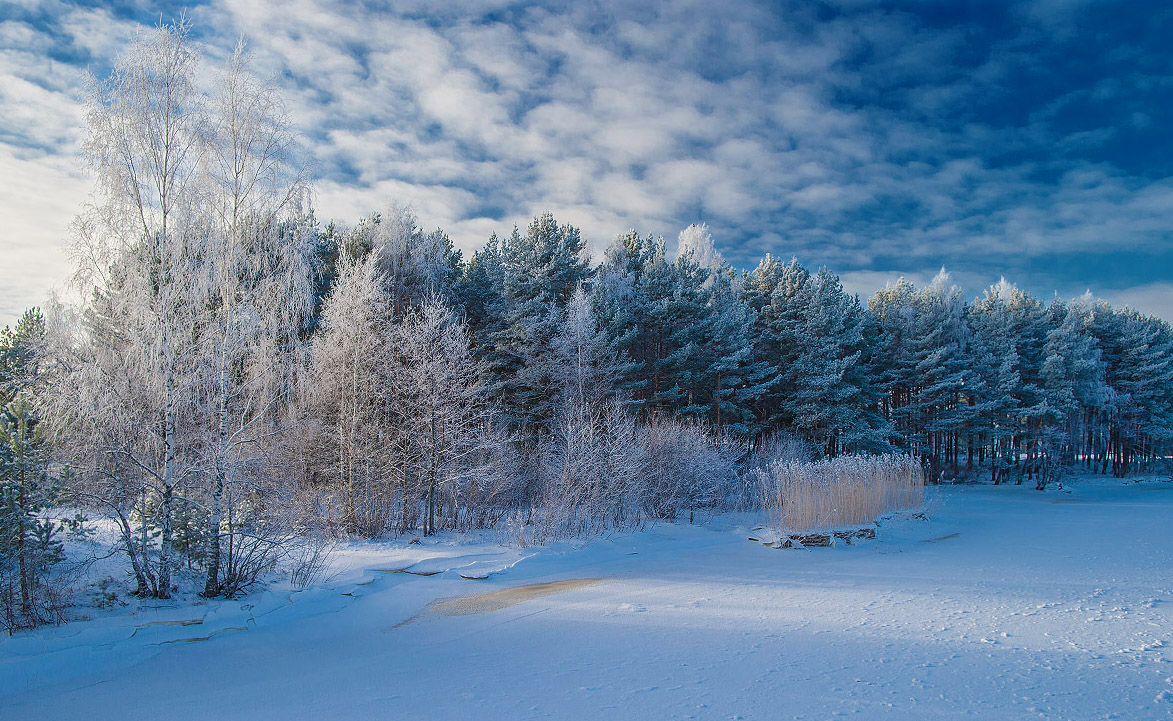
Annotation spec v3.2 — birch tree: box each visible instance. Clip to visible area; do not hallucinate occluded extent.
[392,298,496,535]
[64,20,207,598]
[57,23,313,597]
[305,252,395,536]
[539,286,643,537]
[198,39,313,597]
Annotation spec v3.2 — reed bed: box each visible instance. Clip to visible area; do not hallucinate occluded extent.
[755,454,924,534]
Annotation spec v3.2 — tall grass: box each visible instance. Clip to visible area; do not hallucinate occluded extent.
[754,454,924,534]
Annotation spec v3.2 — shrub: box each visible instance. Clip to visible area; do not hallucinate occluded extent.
[638,416,738,521]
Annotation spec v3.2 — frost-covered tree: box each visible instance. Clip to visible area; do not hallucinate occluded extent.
[345,203,463,315]
[1034,300,1107,487]
[63,20,209,598]
[551,285,631,413]
[304,252,395,536]
[198,39,315,597]
[459,232,507,355]
[591,231,671,413]
[675,223,724,275]
[703,271,774,435]
[486,213,591,435]
[391,298,499,535]
[971,280,1051,483]
[910,271,970,475]
[756,257,814,431]
[645,252,711,416]
[781,269,887,455]
[58,24,315,597]
[965,302,1021,483]
[538,287,643,538]
[588,232,647,403]
[742,254,788,427]
[1104,309,1173,475]
[868,278,919,449]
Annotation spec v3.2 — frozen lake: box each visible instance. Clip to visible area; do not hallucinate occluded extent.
[3,478,1172,720]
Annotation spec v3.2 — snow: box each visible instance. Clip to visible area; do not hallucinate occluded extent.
[3,477,1173,719]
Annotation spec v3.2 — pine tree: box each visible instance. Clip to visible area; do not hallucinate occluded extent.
[965,302,1021,482]
[761,258,814,431]
[743,254,787,428]
[783,269,888,455]
[969,280,1054,483]
[1039,301,1106,478]
[1109,310,1173,475]
[647,249,712,416]
[910,271,970,476]
[590,231,653,405]
[0,310,64,630]
[695,269,774,436]
[868,279,919,450]
[487,214,591,436]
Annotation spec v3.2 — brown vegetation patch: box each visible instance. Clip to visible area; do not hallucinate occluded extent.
[393,578,604,628]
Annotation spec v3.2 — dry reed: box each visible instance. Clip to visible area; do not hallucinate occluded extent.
[755,454,924,534]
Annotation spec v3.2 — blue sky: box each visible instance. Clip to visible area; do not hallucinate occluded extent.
[2,0,1172,325]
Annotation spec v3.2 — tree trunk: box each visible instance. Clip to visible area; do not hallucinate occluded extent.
[16,464,31,621]
[203,364,230,597]
[157,373,176,599]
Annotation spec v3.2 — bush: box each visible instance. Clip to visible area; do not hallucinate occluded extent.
[638,416,738,521]
[535,402,646,542]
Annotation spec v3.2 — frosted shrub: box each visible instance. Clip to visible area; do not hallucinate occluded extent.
[639,416,738,521]
[287,534,336,591]
[537,402,646,542]
[755,454,923,534]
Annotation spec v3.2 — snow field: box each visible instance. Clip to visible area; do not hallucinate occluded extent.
[2,477,1171,720]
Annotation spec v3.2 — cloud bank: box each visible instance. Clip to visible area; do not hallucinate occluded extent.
[2,0,1171,323]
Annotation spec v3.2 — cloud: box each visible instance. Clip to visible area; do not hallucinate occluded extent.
[2,0,1172,328]
[0,144,88,322]
[1094,282,1173,324]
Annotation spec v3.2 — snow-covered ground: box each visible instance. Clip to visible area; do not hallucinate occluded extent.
[3,477,1172,720]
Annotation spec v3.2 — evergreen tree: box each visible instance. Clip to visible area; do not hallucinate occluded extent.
[784,269,889,455]
[651,252,717,417]
[910,271,970,475]
[486,213,591,436]
[965,302,1021,482]
[867,279,919,450]
[0,310,64,630]
[1040,301,1106,474]
[742,254,788,427]
[590,231,653,405]
[1110,310,1173,475]
[762,258,814,430]
[694,269,774,436]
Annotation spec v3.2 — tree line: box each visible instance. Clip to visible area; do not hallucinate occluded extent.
[2,22,1171,620]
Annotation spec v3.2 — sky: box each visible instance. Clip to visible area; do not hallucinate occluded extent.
[2,0,1172,326]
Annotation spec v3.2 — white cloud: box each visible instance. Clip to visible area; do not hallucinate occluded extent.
[0,145,88,323]
[2,0,1172,328]
[1091,282,1173,325]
